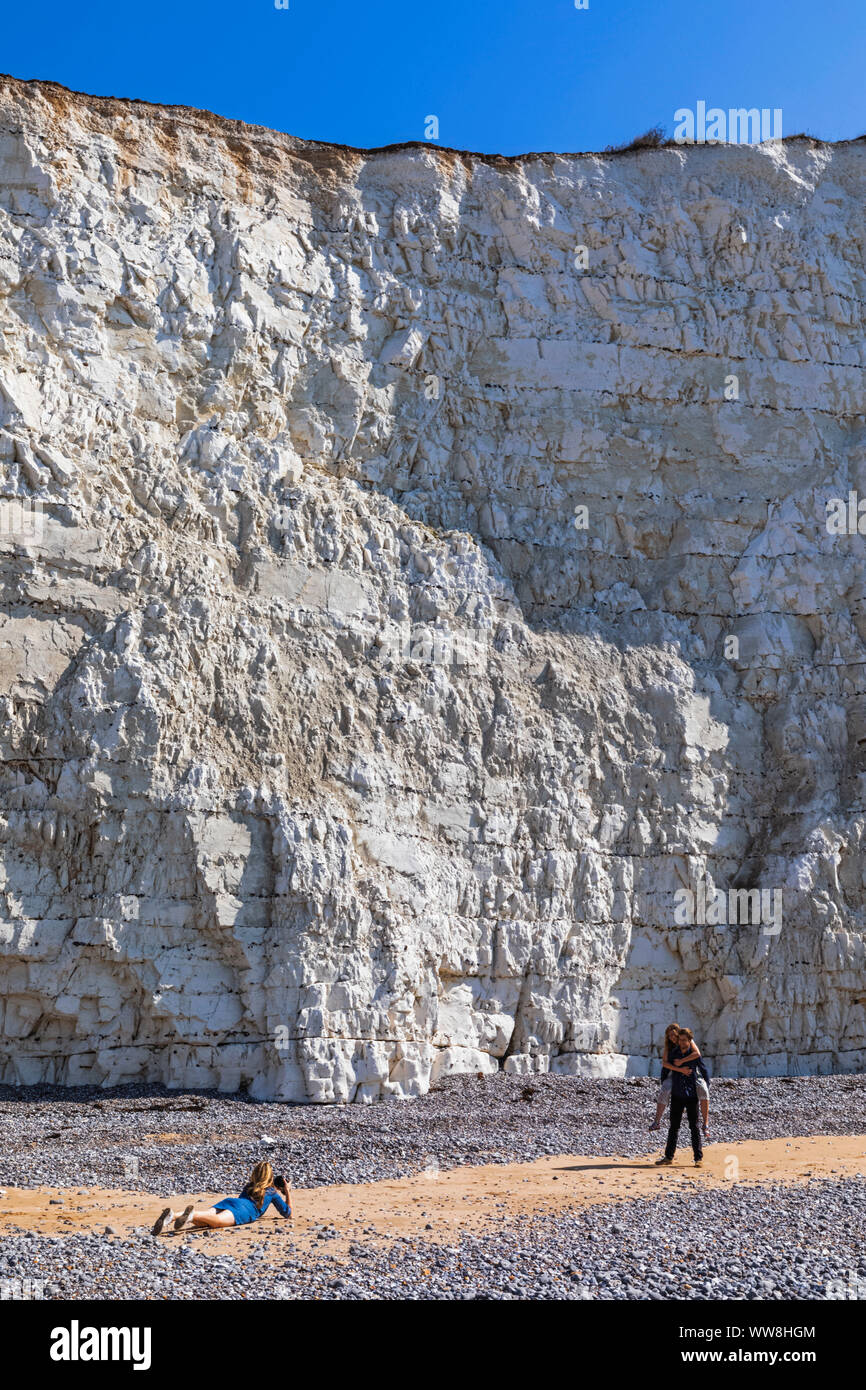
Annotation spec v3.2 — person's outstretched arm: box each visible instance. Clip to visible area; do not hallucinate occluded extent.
[257,1186,291,1219]
[273,1180,293,1219]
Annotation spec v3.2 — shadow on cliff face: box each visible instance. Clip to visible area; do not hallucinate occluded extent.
[2,91,865,1097]
[335,155,866,1083]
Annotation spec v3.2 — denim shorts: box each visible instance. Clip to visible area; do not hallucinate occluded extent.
[213,1197,260,1225]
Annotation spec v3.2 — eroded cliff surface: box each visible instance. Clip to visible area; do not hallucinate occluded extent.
[1,76,864,1099]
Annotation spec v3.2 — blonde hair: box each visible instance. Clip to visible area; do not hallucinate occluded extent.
[243,1160,274,1208]
[664,1022,681,1045]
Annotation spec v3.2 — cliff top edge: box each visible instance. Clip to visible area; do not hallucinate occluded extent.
[2,72,863,168]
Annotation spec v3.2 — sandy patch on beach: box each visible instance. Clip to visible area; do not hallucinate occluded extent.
[1,1134,863,1262]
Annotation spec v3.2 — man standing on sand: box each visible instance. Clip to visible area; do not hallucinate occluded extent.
[655,1028,703,1168]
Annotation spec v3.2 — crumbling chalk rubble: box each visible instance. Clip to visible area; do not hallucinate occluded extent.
[0,76,864,1100]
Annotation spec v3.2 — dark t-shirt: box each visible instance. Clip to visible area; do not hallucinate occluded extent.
[670,1044,698,1100]
[663,1045,710,1089]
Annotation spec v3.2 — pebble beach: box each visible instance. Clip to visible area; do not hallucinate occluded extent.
[1,1073,864,1301]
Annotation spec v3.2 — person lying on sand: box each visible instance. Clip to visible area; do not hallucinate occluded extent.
[151,1160,292,1234]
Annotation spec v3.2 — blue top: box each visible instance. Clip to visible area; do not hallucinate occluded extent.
[214,1186,290,1225]
[670,1045,698,1100]
[660,1038,684,1082]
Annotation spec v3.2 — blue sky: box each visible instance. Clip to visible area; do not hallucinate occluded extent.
[3,0,864,155]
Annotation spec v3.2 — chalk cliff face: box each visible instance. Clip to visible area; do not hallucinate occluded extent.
[1,76,865,1101]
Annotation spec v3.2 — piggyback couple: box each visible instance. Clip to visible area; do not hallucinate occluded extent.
[650,1023,710,1168]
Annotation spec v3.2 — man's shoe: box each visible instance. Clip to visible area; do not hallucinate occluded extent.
[655,1157,673,1166]
[694,1159,704,1168]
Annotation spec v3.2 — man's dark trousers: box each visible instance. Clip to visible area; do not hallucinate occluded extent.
[665,1095,703,1161]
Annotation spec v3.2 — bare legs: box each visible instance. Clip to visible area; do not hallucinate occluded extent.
[649,1100,666,1131]
[152,1205,236,1234]
[175,1206,236,1231]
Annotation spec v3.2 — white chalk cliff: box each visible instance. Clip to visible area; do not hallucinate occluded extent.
[1,76,864,1101]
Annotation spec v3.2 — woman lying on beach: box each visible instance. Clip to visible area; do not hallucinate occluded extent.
[649,1023,711,1140]
[151,1160,292,1234]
